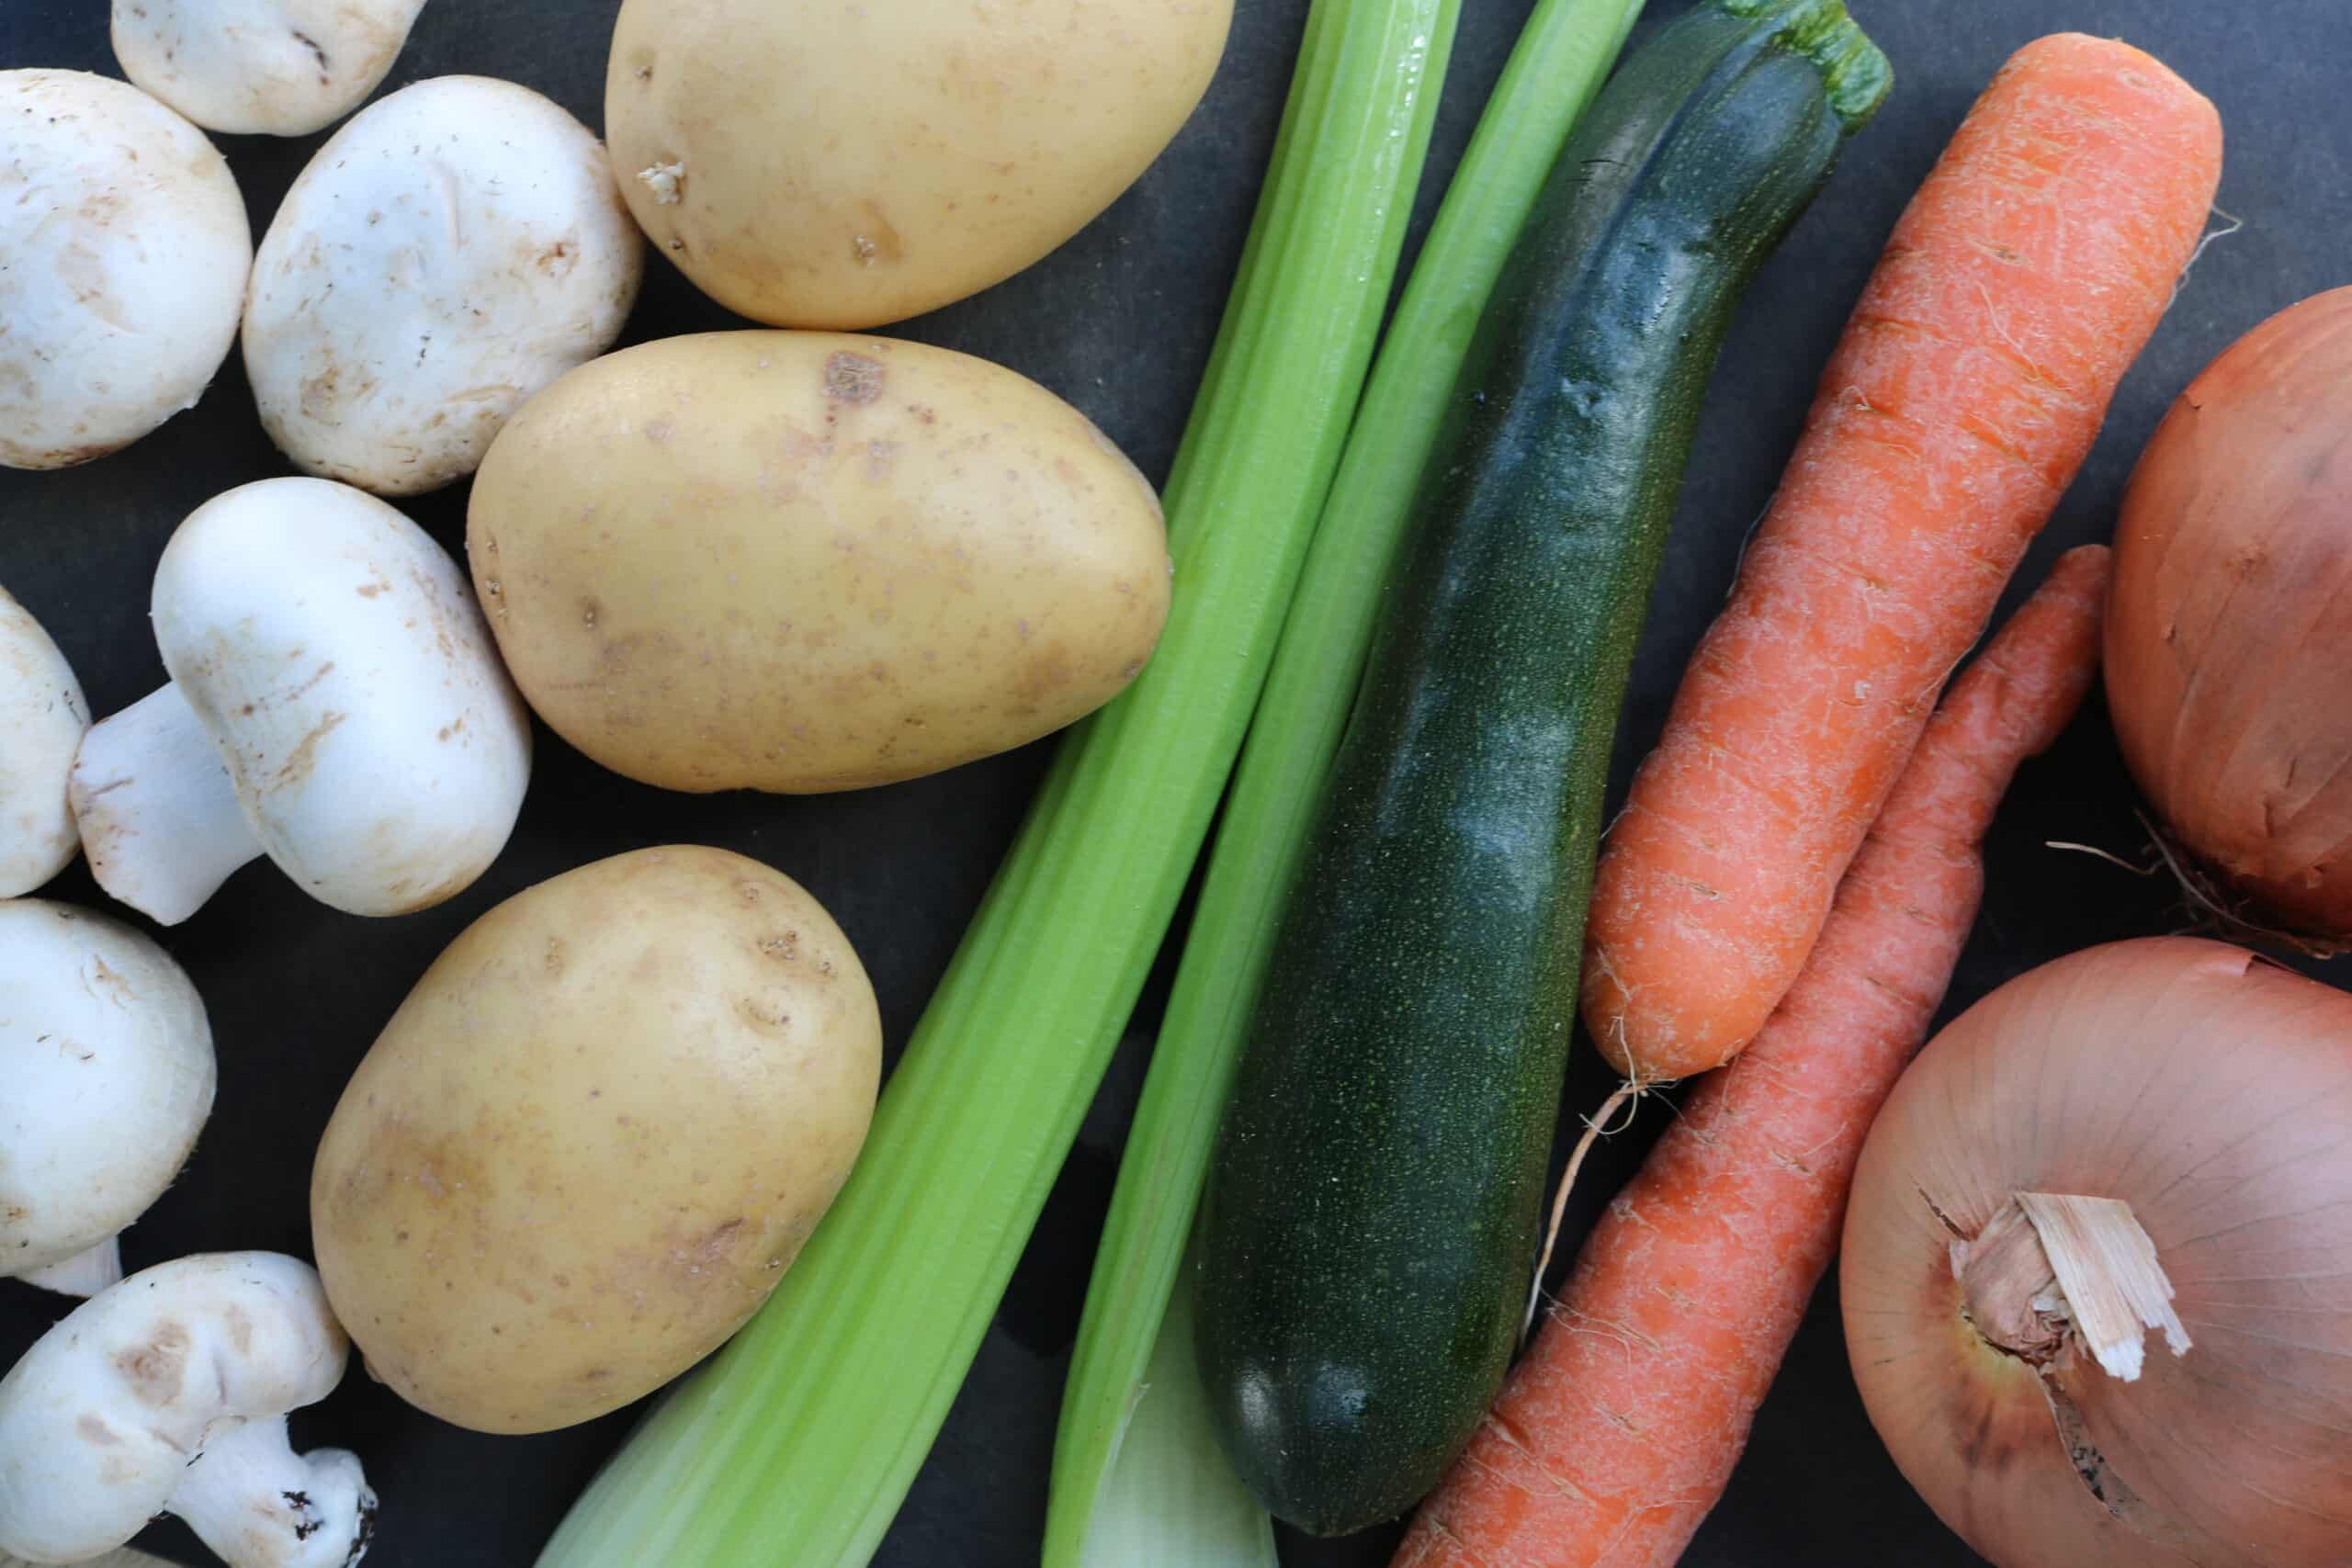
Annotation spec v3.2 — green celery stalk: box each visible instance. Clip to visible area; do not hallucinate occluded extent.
[1042,0,1647,1560]
[534,1,1459,1563]
[1075,1254,1277,1568]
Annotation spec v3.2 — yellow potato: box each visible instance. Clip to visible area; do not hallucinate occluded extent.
[605,0,1233,328]
[309,845,880,1434]
[469,330,1170,794]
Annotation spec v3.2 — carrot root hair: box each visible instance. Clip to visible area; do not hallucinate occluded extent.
[1523,1076,1651,1338]
[2167,204,2245,308]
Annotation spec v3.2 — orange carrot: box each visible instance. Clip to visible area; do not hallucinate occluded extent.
[1581,35,2219,1082]
[1396,546,2111,1568]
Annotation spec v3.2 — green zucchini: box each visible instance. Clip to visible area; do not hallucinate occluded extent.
[1193,0,1890,1536]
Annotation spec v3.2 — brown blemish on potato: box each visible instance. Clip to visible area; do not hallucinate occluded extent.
[674,1217,745,1281]
[737,995,793,1031]
[824,353,885,404]
[112,1321,191,1405]
[544,938,566,976]
[852,202,905,266]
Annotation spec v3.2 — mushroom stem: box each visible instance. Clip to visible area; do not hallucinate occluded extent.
[15,1235,122,1296]
[1960,1191,2192,1381]
[168,1416,378,1568]
[71,682,263,925]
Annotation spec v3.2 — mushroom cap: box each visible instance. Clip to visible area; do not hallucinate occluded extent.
[0,1252,347,1562]
[110,0,430,137]
[153,478,533,917]
[243,74,644,496]
[0,899,215,1277]
[0,589,88,895]
[0,70,251,470]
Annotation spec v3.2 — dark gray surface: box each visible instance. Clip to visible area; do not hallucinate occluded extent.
[1,2,2344,1564]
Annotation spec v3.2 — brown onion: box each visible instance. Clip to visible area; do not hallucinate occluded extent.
[2108,288,2352,941]
[1842,937,2352,1568]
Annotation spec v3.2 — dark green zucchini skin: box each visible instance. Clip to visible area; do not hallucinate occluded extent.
[1194,0,1889,1538]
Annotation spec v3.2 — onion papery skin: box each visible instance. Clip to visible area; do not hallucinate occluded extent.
[2108,287,2352,939]
[1841,937,2352,1568]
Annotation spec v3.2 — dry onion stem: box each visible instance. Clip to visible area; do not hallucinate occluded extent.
[1956,1193,2190,1381]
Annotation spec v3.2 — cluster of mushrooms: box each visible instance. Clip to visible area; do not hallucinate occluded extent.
[3,3,612,1564]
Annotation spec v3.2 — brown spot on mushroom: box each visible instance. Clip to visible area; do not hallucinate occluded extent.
[112,1321,190,1405]
[283,660,336,703]
[84,954,137,1006]
[300,363,341,421]
[75,1413,120,1445]
[225,1303,253,1355]
[824,353,885,404]
[273,711,348,787]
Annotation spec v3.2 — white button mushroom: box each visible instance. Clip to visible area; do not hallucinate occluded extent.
[0,899,214,1297]
[0,588,89,896]
[111,0,430,137]
[0,1252,374,1568]
[243,76,645,497]
[68,478,533,925]
[0,71,252,471]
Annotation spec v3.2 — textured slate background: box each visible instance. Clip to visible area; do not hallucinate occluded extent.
[2,1,2345,1563]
